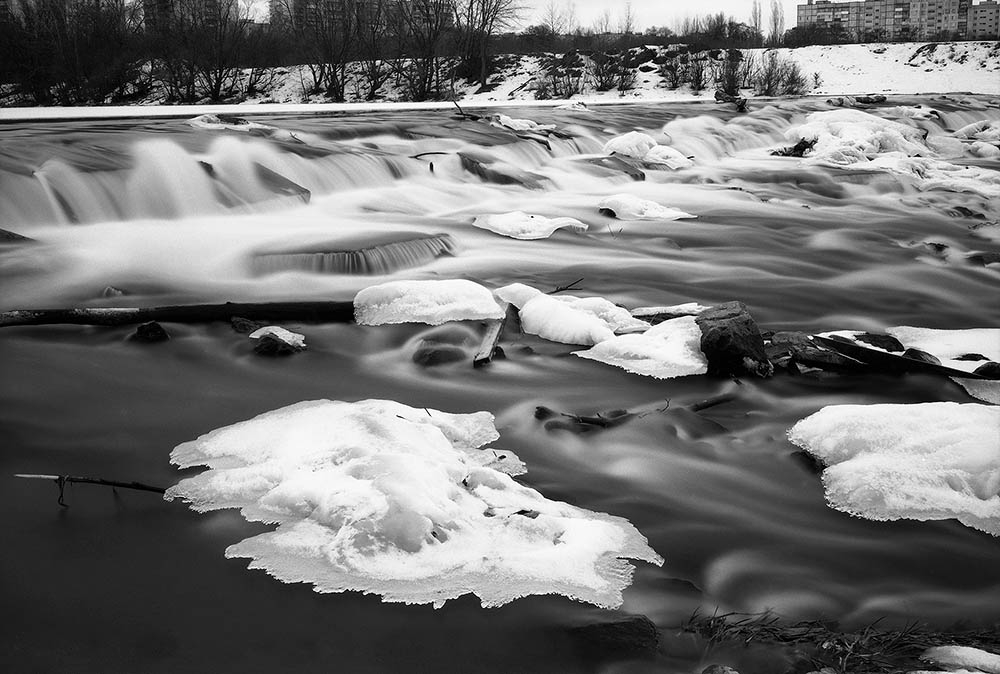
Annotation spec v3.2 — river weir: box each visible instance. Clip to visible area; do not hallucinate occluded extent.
[1,97,998,672]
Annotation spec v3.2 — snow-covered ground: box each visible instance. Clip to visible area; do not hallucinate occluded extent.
[1,41,997,121]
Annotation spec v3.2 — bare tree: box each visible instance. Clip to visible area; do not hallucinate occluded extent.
[750,0,763,45]
[390,0,455,101]
[767,0,784,46]
[454,0,522,86]
[354,0,391,100]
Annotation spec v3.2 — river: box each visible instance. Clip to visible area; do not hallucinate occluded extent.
[1,97,998,673]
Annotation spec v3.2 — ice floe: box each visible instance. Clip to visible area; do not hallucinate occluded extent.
[165,399,663,608]
[598,194,695,221]
[355,279,504,326]
[495,283,650,346]
[643,145,694,169]
[575,316,709,379]
[788,402,1000,536]
[472,212,588,240]
[490,114,556,133]
[919,644,1000,674]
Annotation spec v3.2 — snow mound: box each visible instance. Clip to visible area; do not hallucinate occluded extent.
[355,279,504,326]
[495,283,650,346]
[970,141,1000,158]
[165,399,663,608]
[788,402,1000,536]
[643,145,694,170]
[603,131,658,158]
[954,120,1000,143]
[598,194,695,221]
[575,316,708,379]
[556,102,590,112]
[920,645,1000,674]
[790,109,928,165]
[248,326,306,349]
[602,132,693,169]
[632,303,711,318]
[472,211,588,240]
[491,114,555,133]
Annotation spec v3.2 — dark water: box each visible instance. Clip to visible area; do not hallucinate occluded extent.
[1,97,999,673]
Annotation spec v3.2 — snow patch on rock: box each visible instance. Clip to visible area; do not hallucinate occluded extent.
[472,211,588,240]
[598,194,695,221]
[575,316,709,379]
[355,279,504,326]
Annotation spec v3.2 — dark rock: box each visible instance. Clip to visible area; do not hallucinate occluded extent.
[130,321,169,343]
[568,614,659,660]
[973,362,1000,379]
[794,347,867,372]
[231,316,266,334]
[854,332,905,352]
[902,348,941,365]
[702,666,741,674]
[695,302,773,377]
[856,94,887,104]
[253,334,299,356]
[770,331,813,349]
[768,332,866,373]
[412,343,467,367]
[0,228,35,244]
[770,137,817,157]
[534,406,557,421]
[966,252,1000,266]
[955,353,988,361]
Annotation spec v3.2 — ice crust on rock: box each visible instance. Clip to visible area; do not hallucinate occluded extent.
[491,114,555,133]
[920,645,1000,674]
[598,194,695,221]
[472,212,588,240]
[954,120,1000,143]
[788,402,1000,536]
[248,326,306,349]
[575,316,709,379]
[602,132,693,169]
[355,279,504,326]
[165,399,663,608]
[495,283,650,345]
[631,303,711,318]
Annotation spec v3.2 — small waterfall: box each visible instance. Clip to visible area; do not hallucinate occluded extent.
[251,232,458,275]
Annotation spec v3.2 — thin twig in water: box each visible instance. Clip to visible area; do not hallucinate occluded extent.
[16,473,165,507]
[548,278,584,295]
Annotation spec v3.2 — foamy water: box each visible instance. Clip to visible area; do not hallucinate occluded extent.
[1,97,998,673]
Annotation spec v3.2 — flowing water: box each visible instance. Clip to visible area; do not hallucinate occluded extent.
[1,97,999,673]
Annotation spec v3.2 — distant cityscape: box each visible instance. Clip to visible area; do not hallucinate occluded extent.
[797,0,1000,41]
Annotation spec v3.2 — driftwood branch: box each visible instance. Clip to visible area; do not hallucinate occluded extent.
[473,302,515,368]
[16,473,166,507]
[0,301,355,328]
[548,278,584,295]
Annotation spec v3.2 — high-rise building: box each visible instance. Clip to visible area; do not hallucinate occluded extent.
[970,0,1000,37]
[796,0,981,40]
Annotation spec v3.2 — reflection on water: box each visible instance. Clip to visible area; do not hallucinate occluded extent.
[1,97,998,673]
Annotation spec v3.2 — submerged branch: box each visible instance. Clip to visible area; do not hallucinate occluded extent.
[16,473,166,507]
[0,301,355,328]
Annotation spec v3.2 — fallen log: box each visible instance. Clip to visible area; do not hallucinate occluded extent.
[0,301,355,328]
[16,473,165,507]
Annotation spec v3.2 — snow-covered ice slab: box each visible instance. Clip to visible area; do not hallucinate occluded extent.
[919,645,1000,674]
[165,399,663,608]
[602,132,692,169]
[598,194,695,221]
[788,402,1000,536]
[355,279,504,326]
[472,212,588,240]
[575,316,708,379]
[490,114,555,133]
[789,109,928,165]
[495,283,650,345]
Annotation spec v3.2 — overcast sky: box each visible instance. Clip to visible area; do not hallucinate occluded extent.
[520,0,802,32]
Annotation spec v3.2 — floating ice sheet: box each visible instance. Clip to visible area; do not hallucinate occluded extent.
[355,279,504,326]
[472,211,588,240]
[598,194,695,221]
[788,402,1000,536]
[495,283,650,345]
[490,114,555,133]
[920,645,1000,674]
[575,316,709,379]
[165,400,663,608]
[603,131,658,159]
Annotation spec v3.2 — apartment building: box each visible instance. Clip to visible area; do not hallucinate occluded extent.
[970,0,1000,37]
[796,0,988,40]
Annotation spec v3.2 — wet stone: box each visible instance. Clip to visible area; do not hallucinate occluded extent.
[412,343,467,367]
[253,334,300,356]
[902,348,941,364]
[130,321,170,343]
[568,614,659,660]
[695,301,773,377]
[231,316,266,334]
[973,362,1000,379]
[854,332,905,352]
[955,353,988,361]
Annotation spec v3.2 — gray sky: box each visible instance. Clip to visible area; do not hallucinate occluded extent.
[521,0,801,32]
